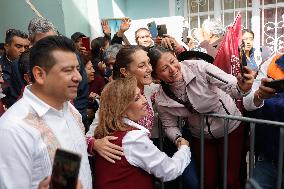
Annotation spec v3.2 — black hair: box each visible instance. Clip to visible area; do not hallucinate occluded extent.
[5,29,28,44]
[29,35,76,82]
[147,46,171,78]
[91,37,110,62]
[112,45,146,80]
[18,50,31,85]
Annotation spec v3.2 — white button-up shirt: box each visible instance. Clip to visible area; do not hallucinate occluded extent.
[122,118,191,182]
[0,86,92,189]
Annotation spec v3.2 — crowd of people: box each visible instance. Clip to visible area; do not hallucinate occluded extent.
[0,16,283,189]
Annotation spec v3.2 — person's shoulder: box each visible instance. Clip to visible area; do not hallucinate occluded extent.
[67,101,81,114]
[0,99,39,139]
[0,98,28,122]
[124,128,149,143]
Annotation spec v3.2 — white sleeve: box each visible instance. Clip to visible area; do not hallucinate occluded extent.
[243,59,269,111]
[122,130,191,182]
[0,128,33,189]
[86,110,99,137]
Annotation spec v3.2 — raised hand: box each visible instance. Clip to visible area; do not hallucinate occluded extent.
[101,19,111,36]
[117,17,131,37]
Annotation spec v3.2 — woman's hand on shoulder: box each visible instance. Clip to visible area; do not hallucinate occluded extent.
[93,136,124,163]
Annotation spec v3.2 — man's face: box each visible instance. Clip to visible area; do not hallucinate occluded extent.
[136,30,152,47]
[75,37,83,51]
[4,36,30,61]
[40,50,82,103]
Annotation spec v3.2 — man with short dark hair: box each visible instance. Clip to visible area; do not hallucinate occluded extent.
[29,18,90,130]
[0,29,30,107]
[0,35,92,189]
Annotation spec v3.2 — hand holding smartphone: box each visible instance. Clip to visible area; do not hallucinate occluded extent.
[147,21,158,39]
[157,24,167,37]
[50,149,81,189]
[239,41,248,79]
[264,79,284,93]
[81,37,91,51]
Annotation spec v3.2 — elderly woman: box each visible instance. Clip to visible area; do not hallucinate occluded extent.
[148,46,254,189]
[94,77,190,189]
[193,18,225,58]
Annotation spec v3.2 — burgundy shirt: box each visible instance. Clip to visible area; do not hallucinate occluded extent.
[95,130,153,189]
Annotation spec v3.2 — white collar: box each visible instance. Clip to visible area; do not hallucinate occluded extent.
[23,85,69,117]
[123,118,150,134]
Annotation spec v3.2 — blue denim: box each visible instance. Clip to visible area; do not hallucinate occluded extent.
[253,160,284,189]
[182,155,200,189]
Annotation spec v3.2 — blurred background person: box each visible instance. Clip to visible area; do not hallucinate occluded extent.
[0,29,29,107]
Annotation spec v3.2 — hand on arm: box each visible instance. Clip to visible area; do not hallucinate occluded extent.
[93,136,124,163]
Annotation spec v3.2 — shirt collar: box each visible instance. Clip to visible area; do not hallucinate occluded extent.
[123,118,150,134]
[23,85,68,117]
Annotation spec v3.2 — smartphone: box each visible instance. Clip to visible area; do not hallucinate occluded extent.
[81,37,91,51]
[157,24,167,37]
[182,27,189,43]
[264,79,284,93]
[50,149,82,189]
[239,41,247,78]
[147,21,158,39]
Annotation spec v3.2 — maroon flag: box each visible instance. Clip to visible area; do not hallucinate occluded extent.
[213,13,242,76]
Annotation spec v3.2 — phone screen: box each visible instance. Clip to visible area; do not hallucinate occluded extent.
[182,27,189,43]
[81,37,91,51]
[147,21,158,39]
[157,24,167,37]
[239,41,247,78]
[50,149,81,189]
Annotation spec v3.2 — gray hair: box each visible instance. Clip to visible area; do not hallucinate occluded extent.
[102,44,122,62]
[202,19,225,37]
[28,17,57,37]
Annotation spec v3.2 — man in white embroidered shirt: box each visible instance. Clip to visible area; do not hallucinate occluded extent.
[0,36,92,189]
